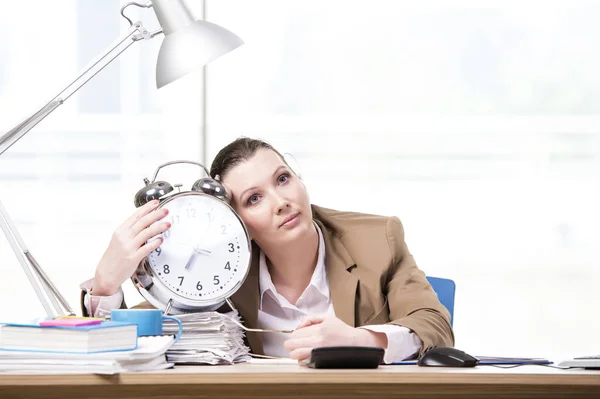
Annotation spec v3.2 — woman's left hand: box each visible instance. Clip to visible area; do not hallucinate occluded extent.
[283,313,387,361]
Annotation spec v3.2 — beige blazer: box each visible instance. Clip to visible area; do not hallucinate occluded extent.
[83,204,454,357]
[229,205,454,357]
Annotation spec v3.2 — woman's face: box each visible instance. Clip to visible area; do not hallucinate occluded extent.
[222,148,313,248]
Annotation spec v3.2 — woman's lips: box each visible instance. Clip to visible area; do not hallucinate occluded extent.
[280,212,300,227]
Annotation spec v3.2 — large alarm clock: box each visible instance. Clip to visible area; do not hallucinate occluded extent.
[131,160,252,314]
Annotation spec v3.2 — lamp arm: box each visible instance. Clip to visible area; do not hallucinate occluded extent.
[0,23,146,156]
[0,22,151,318]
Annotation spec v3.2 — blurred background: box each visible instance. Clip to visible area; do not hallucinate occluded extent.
[1,0,599,362]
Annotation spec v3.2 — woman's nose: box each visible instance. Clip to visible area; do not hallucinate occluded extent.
[274,195,290,214]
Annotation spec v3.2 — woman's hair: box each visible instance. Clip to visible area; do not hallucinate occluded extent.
[209,137,287,180]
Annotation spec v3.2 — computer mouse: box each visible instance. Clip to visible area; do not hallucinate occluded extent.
[417,346,479,367]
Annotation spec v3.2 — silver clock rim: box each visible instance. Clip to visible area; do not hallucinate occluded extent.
[131,191,253,311]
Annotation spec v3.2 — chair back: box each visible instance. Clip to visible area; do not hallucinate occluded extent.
[426,276,456,327]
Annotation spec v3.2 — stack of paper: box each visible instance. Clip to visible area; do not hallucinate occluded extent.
[0,335,175,375]
[162,311,251,365]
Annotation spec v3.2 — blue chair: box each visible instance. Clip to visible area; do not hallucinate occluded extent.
[426,276,455,327]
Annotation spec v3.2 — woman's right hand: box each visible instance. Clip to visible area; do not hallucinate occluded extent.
[92,200,171,296]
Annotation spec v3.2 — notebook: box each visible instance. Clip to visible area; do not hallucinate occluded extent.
[0,335,175,375]
[0,320,137,354]
[557,355,600,369]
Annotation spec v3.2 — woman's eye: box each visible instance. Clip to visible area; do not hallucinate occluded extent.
[278,174,289,184]
[247,195,260,205]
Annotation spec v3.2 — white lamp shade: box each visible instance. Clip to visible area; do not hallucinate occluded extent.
[155,20,243,89]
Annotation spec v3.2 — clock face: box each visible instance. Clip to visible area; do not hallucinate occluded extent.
[146,192,251,305]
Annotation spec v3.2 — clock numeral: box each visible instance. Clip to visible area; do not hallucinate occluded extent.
[224,261,231,271]
[163,265,170,274]
[155,247,162,256]
[178,276,184,286]
[228,243,234,252]
[187,208,196,218]
[163,230,171,239]
[171,215,180,225]
[221,225,227,234]
[213,275,220,285]
[196,281,203,291]
[208,212,215,222]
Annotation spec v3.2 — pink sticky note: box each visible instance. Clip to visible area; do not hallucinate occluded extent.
[39,318,102,327]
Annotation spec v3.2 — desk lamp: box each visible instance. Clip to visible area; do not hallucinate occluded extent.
[0,0,243,318]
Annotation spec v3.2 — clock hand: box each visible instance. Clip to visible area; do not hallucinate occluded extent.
[184,247,211,271]
[193,246,211,255]
[184,251,199,271]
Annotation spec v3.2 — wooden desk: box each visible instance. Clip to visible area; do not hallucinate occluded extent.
[0,363,599,399]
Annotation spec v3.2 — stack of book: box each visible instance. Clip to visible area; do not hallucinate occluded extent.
[0,318,174,374]
[163,311,251,365]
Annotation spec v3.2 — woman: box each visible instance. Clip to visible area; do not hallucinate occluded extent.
[81,137,454,363]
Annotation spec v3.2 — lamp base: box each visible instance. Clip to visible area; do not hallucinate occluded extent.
[0,198,75,318]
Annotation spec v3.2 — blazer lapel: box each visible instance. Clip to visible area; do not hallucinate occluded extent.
[230,210,358,354]
[230,243,263,355]
[315,219,358,327]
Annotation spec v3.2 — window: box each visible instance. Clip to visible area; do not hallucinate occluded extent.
[1,0,598,361]
[205,0,600,359]
[0,0,207,320]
